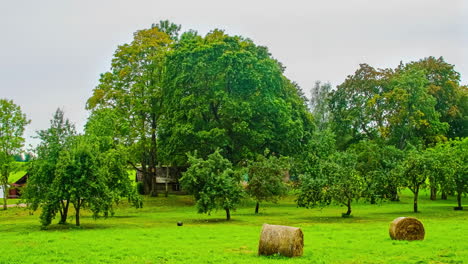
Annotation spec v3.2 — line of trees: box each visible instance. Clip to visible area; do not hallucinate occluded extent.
[1,21,466,223]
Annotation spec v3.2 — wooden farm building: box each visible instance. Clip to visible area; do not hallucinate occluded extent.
[135,166,187,193]
[8,173,28,198]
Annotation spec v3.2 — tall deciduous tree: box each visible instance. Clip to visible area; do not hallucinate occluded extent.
[25,108,76,223]
[383,68,448,149]
[180,149,243,220]
[159,29,313,166]
[310,81,332,130]
[87,22,176,196]
[0,99,29,210]
[329,64,392,149]
[404,57,467,138]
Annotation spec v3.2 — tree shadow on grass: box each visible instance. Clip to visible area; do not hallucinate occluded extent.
[188,218,244,225]
[298,215,370,224]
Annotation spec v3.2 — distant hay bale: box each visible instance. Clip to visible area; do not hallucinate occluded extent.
[258,224,303,257]
[389,217,425,241]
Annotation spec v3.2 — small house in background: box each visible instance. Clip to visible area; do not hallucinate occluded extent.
[136,166,187,193]
[8,173,28,198]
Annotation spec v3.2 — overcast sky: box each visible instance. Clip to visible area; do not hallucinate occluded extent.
[1,0,467,148]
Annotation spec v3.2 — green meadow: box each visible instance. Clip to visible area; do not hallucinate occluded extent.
[0,191,466,264]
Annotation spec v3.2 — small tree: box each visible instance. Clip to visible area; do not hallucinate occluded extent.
[297,151,364,217]
[36,135,140,227]
[25,108,75,223]
[447,138,468,209]
[398,149,430,213]
[180,150,243,220]
[246,152,290,214]
[0,99,29,210]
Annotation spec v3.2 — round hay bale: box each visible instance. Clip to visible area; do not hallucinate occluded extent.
[177,221,183,226]
[258,224,303,257]
[389,217,425,241]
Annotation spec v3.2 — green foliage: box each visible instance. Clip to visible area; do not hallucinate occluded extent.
[0,98,29,209]
[297,150,364,216]
[24,108,76,223]
[384,68,448,148]
[328,57,463,150]
[27,118,140,227]
[427,138,468,207]
[310,81,332,130]
[245,151,290,213]
[159,30,313,166]
[87,24,174,195]
[180,149,244,220]
[405,56,467,138]
[351,141,405,202]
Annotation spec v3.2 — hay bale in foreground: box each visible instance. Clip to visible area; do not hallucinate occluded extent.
[389,217,425,241]
[258,224,303,257]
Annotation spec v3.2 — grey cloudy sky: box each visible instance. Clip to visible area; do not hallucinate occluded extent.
[1,0,467,147]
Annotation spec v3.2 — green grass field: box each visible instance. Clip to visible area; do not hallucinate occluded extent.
[0,191,466,264]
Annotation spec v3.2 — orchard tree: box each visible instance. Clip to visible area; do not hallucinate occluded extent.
[25,108,75,223]
[0,99,29,210]
[246,151,290,214]
[351,141,405,202]
[180,149,243,220]
[39,135,140,227]
[397,149,432,213]
[452,138,468,209]
[297,150,364,217]
[87,21,177,196]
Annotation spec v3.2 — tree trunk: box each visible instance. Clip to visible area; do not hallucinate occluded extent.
[389,186,400,201]
[255,202,259,214]
[59,200,70,224]
[370,196,376,205]
[413,187,419,213]
[430,187,437,200]
[345,199,352,216]
[441,191,448,200]
[225,208,231,221]
[75,204,80,227]
[457,191,462,208]
[149,113,158,197]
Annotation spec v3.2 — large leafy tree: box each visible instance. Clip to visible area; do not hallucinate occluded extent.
[329,64,392,149]
[87,21,176,195]
[329,58,464,150]
[0,99,29,210]
[246,151,290,214]
[404,57,468,138]
[180,149,243,220]
[383,68,448,149]
[25,108,76,223]
[159,30,313,166]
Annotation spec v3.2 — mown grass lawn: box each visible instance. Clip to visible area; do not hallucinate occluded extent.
[0,191,466,264]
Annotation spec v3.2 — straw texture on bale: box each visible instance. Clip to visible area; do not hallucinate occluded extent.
[258,224,303,257]
[389,217,425,241]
